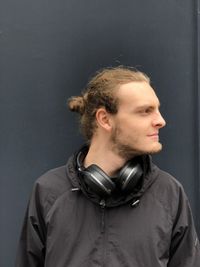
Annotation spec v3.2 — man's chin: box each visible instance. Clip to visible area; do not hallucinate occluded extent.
[111,141,163,160]
[147,143,163,155]
[131,143,163,157]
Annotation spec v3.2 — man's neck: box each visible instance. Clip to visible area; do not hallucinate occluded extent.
[84,141,126,177]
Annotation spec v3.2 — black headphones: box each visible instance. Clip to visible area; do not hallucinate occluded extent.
[76,146,144,197]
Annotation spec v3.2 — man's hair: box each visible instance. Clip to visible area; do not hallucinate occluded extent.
[68,66,150,141]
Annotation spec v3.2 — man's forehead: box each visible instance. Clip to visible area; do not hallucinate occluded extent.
[117,81,160,104]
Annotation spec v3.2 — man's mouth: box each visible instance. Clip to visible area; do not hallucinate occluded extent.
[147,133,159,140]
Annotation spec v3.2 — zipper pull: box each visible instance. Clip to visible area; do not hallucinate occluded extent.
[100,199,106,208]
[100,199,106,233]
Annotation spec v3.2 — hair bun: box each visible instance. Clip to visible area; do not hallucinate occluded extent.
[68,96,85,115]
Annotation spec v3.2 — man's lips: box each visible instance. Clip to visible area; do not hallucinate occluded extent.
[147,133,159,137]
[147,133,159,140]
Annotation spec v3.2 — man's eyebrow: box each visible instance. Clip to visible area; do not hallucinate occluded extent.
[134,102,161,110]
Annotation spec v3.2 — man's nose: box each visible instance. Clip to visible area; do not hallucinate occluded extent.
[153,111,166,128]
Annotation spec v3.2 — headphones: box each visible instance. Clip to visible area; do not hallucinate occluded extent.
[76,147,144,197]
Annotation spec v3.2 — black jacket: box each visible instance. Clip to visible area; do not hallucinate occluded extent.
[15,153,200,267]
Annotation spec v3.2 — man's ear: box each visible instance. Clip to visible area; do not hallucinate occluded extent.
[95,108,113,132]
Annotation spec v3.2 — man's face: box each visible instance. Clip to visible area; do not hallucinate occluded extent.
[110,81,166,159]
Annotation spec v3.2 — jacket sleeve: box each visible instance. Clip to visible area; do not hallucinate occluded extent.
[15,183,47,267]
[168,186,200,267]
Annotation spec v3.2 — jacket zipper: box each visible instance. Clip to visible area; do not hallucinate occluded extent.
[99,199,107,267]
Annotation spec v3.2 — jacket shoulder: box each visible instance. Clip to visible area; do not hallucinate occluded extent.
[156,167,186,197]
[150,166,189,219]
[30,165,72,218]
[36,165,71,192]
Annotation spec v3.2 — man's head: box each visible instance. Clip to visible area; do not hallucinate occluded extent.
[68,66,166,159]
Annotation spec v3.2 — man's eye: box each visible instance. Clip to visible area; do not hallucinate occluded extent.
[146,108,152,113]
[141,108,151,114]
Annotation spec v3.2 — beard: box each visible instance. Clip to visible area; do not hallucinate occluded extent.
[110,125,163,160]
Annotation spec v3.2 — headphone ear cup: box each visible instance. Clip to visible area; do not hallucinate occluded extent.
[118,161,143,193]
[81,164,116,197]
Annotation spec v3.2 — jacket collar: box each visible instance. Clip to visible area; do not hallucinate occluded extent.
[66,145,159,207]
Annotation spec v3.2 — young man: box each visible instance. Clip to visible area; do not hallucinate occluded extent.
[16,66,200,266]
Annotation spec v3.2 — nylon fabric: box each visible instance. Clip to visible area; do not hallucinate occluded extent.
[15,152,200,267]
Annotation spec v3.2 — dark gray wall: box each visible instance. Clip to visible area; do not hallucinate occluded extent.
[0,1,199,266]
